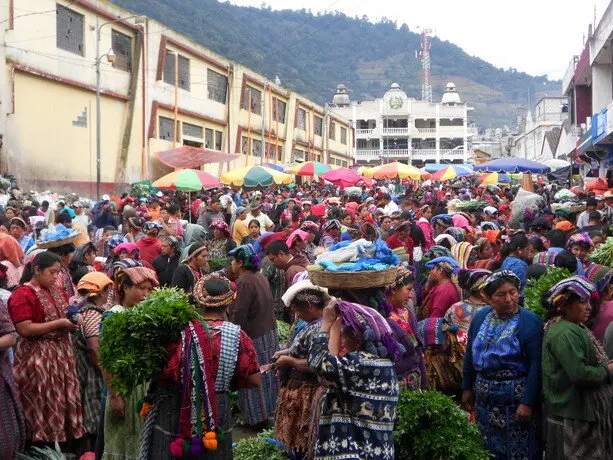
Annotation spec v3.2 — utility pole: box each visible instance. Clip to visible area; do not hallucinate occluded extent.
[418,29,433,103]
[170,51,179,149]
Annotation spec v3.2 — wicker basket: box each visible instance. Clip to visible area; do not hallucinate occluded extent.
[36,232,80,249]
[308,266,397,289]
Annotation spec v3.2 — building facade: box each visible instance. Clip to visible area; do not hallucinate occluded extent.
[329,82,473,166]
[0,0,354,195]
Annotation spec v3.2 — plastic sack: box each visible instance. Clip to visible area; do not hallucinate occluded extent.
[511,188,545,221]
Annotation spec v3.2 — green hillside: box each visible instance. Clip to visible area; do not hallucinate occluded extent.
[111,0,560,127]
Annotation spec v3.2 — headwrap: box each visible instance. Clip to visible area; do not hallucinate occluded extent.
[287,229,309,248]
[228,244,261,270]
[546,275,595,308]
[281,279,329,307]
[430,214,452,227]
[482,270,521,292]
[115,265,159,287]
[483,206,498,216]
[110,258,143,280]
[452,213,471,230]
[128,217,144,229]
[445,226,466,242]
[300,221,320,233]
[107,234,127,251]
[533,251,557,266]
[566,232,593,249]
[482,229,502,244]
[424,245,453,261]
[425,256,460,274]
[235,206,247,216]
[71,242,96,265]
[465,269,491,293]
[434,234,458,247]
[337,301,405,361]
[143,221,162,232]
[76,272,113,296]
[193,273,236,309]
[555,221,575,232]
[113,242,139,255]
[322,219,341,231]
[187,245,208,261]
[481,221,501,231]
[386,265,415,292]
[451,242,474,269]
[209,217,230,236]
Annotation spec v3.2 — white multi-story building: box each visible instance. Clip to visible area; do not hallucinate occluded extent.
[329,82,473,166]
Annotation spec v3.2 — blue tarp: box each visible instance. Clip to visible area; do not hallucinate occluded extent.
[473,157,551,174]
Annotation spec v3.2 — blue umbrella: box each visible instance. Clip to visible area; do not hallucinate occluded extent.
[262,162,285,172]
[473,157,550,174]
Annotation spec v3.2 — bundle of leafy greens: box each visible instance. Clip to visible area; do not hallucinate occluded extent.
[99,288,197,395]
[523,267,572,319]
[233,429,289,460]
[589,237,613,267]
[393,390,489,460]
[455,200,490,213]
[276,320,291,347]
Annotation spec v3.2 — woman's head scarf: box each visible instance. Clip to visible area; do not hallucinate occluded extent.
[482,229,502,245]
[209,218,231,237]
[193,273,236,309]
[451,242,474,269]
[481,270,521,295]
[72,242,96,265]
[337,300,405,361]
[434,234,458,248]
[423,245,453,261]
[546,275,595,309]
[300,221,320,233]
[115,265,159,288]
[76,272,113,297]
[322,219,341,231]
[445,227,466,242]
[228,244,261,270]
[566,232,593,249]
[282,279,329,308]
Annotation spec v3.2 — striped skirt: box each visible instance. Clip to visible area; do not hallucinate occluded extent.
[238,328,279,425]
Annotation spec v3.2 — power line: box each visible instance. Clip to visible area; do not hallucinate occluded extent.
[0,0,83,25]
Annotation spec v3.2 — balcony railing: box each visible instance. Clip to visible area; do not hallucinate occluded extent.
[355,149,381,160]
[356,128,376,137]
[355,148,465,162]
[381,127,410,136]
[382,148,411,157]
[416,128,436,135]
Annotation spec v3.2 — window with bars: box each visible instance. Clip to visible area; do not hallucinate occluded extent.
[314,116,323,136]
[183,122,203,139]
[56,4,84,56]
[272,98,286,123]
[329,121,336,140]
[243,86,262,114]
[164,53,190,90]
[340,127,348,145]
[207,69,228,104]
[205,128,214,148]
[252,139,262,157]
[297,108,306,130]
[292,149,305,162]
[111,29,132,72]
[241,136,249,154]
[159,117,176,141]
[215,131,223,150]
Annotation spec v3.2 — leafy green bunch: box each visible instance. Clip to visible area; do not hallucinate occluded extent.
[393,390,489,460]
[276,320,291,347]
[523,267,572,319]
[455,201,490,212]
[589,237,613,267]
[99,288,197,395]
[233,429,289,460]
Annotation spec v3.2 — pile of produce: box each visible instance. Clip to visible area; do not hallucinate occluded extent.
[523,267,573,319]
[276,320,291,347]
[99,288,197,395]
[455,200,490,212]
[393,390,488,460]
[233,429,289,460]
[589,237,613,267]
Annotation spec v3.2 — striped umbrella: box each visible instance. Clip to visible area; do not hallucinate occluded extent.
[220,165,293,187]
[152,169,221,191]
[363,162,429,180]
[289,161,331,177]
[479,172,513,185]
[262,162,286,172]
[431,165,473,181]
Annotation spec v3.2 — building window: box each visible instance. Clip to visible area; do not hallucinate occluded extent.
[314,116,323,136]
[207,69,227,104]
[205,128,214,148]
[340,127,348,145]
[329,121,336,140]
[164,53,190,91]
[215,131,223,150]
[111,30,132,71]
[252,139,262,157]
[241,136,249,154]
[272,98,286,123]
[292,149,305,162]
[183,122,203,139]
[159,117,176,141]
[56,4,84,56]
[297,108,306,130]
[243,86,261,114]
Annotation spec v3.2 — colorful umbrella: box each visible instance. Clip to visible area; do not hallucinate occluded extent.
[431,165,473,181]
[479,172,513,185]
[220,165,293,187]
[289,161,331,177]
[152,169,221,191]
[473,157,550,174]
[320,167,371,188]
[363,162,429,180]
[262,162,286,172]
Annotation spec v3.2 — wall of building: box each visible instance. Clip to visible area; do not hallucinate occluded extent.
[591,64,613,114]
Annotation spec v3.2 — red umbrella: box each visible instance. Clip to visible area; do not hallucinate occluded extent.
[320,168,369,188]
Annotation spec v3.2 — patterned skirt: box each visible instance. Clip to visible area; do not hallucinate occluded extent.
[475,374,541,460]
[13,337,85,442]
[0,375,25,458]
[141,385,232,460]
[275,384,319,453]
[101,384,146,460]
[238,329,279,425]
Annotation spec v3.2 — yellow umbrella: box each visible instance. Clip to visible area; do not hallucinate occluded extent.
[480,172,499,185]
[363,162,427,180]
[220,165,293,187]
[357,166,371,175]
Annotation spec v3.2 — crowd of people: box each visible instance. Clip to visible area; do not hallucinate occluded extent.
[0,176,612,460]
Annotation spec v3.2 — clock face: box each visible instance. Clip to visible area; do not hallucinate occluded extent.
[389,97,403,109]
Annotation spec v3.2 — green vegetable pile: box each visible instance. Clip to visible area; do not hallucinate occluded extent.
[393,390,489,460]
[233,429,289,460]
[523,267,572,319]
[99,288,197,395]
[589,237,613,267]
[276,320,291,347]
[455,200,490,212]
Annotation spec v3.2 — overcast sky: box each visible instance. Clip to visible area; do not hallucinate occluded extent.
[229,0,610,80]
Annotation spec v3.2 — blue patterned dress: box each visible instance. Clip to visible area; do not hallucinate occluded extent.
[308,333,399,459]
[472,311,541,460]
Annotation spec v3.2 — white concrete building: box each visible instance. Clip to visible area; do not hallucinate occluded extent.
[329,82,473,166]
[510,97,568,161]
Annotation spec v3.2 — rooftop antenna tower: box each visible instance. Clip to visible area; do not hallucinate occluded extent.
[418,28,433,103]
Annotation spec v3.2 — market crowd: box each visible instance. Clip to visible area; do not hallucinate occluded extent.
[0,176,612,460]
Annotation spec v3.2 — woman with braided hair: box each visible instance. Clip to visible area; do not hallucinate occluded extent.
[271,280,329,459]
[542,275,613,459]
[141,273,261,459]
